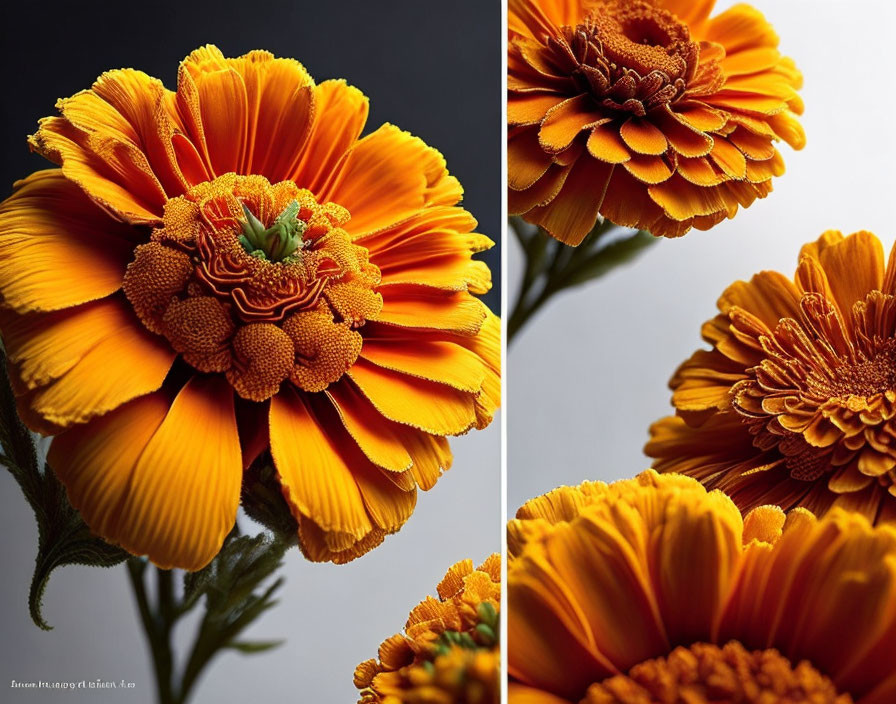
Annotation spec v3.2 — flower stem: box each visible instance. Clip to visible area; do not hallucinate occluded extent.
[124,530,287,704]
[127,560,181,704]
[508,218,656,343]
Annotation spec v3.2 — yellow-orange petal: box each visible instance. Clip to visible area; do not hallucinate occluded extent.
[326,381,413,472]
[229,50,315,180]
[177,46,251,178]
[360,338,486,393]
[0,171,135,312]
[648,175,729,221]
[324,124,460,238]
[290,79,368,194]
[270,386,373,539]
[509,129,555,191]
[586,123,630,164]
[23,306,175,428]
[116,377,241,569]
[801,230,885,319]
[539,95,605,154]
[509,683,572,704]
[348,357,477,435]
[525,158,614,246]
[375,289,488,335]
[50,378,242,571]
[404,430,453,491]
[619,118,667,156]
[49,391,170,546]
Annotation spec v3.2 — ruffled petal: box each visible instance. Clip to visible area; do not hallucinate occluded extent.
[0,171,135,312]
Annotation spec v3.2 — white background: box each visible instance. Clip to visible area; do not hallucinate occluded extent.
[509,0,896,510]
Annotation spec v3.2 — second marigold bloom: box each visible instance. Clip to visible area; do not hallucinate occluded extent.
[508,471,896,704]
[647,231,896,525]
[0,46,499,571]
[354,555,500,704]
[508,0,805,244]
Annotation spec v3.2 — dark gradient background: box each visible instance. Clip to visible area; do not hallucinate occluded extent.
[0,1,500,702]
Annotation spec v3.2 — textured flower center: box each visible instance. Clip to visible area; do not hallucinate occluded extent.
[808,339,896,399]
[730,291,896,485]
[582,641,851,704]
[123,173,382,401]
[549,1,699,116]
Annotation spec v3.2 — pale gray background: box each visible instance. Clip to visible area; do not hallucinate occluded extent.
[509,0,896,511]
[0,0,500,702]
[1,428,499,703]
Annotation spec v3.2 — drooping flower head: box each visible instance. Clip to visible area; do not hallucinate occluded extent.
[647,231,896,525]
[354,555,500,704]
[508,470,896,703]
[0,46,499,570]
[508,0,805,244]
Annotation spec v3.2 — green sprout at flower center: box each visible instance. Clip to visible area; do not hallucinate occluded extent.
[238,200,306,263]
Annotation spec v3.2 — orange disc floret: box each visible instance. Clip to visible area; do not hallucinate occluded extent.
[0,45,499,571]
[162,296,234,372]
[355,555,501,704]
[508,0,805,244]
[583,642,851,704]
[227,323,295,401]
[508,471,896,704]
[282,309,363,393]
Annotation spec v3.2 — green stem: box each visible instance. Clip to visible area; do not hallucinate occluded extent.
[508,219,656,343]
[127,560,180,704]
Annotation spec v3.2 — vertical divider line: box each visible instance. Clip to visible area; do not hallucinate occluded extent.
[499,0,509,701]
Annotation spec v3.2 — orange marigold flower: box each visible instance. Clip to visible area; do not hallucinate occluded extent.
[354,555,500,704]
[508,0,805,244]
[646,231,896,525]
[0,46,500,571]
[508,470,896,704]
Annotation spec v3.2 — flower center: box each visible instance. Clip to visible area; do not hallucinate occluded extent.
[582,641,851,704]
[730,291,896,485]
[123,173,382,401]
[548,1,699,116]
[807,339,896,399]
[238,200,306,263]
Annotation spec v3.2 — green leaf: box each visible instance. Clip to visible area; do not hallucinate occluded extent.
[561,229,657,288]
[240,456,300,543]
[0,349,128,630]
[225,639,285,654]
[178,530,288,701]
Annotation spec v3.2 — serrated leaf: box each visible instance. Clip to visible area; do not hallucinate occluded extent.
[0,351,128,629]
[178,530,288,700]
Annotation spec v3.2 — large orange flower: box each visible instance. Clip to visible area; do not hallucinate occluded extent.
[354,555,500,704]
[647,231,896,525]
[508,470,896,704]
[508,0,805,244]
[0,46,499,571]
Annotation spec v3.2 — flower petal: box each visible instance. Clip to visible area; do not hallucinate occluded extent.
[23,304,175,428]
[0,171,135,312]
[525,158,614,245]
[290,79,369,194]
[348,357,477,435]
[324,124,461,238]
[50,378,242,571]
[270,385,373,539]
[326,381,413,472]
